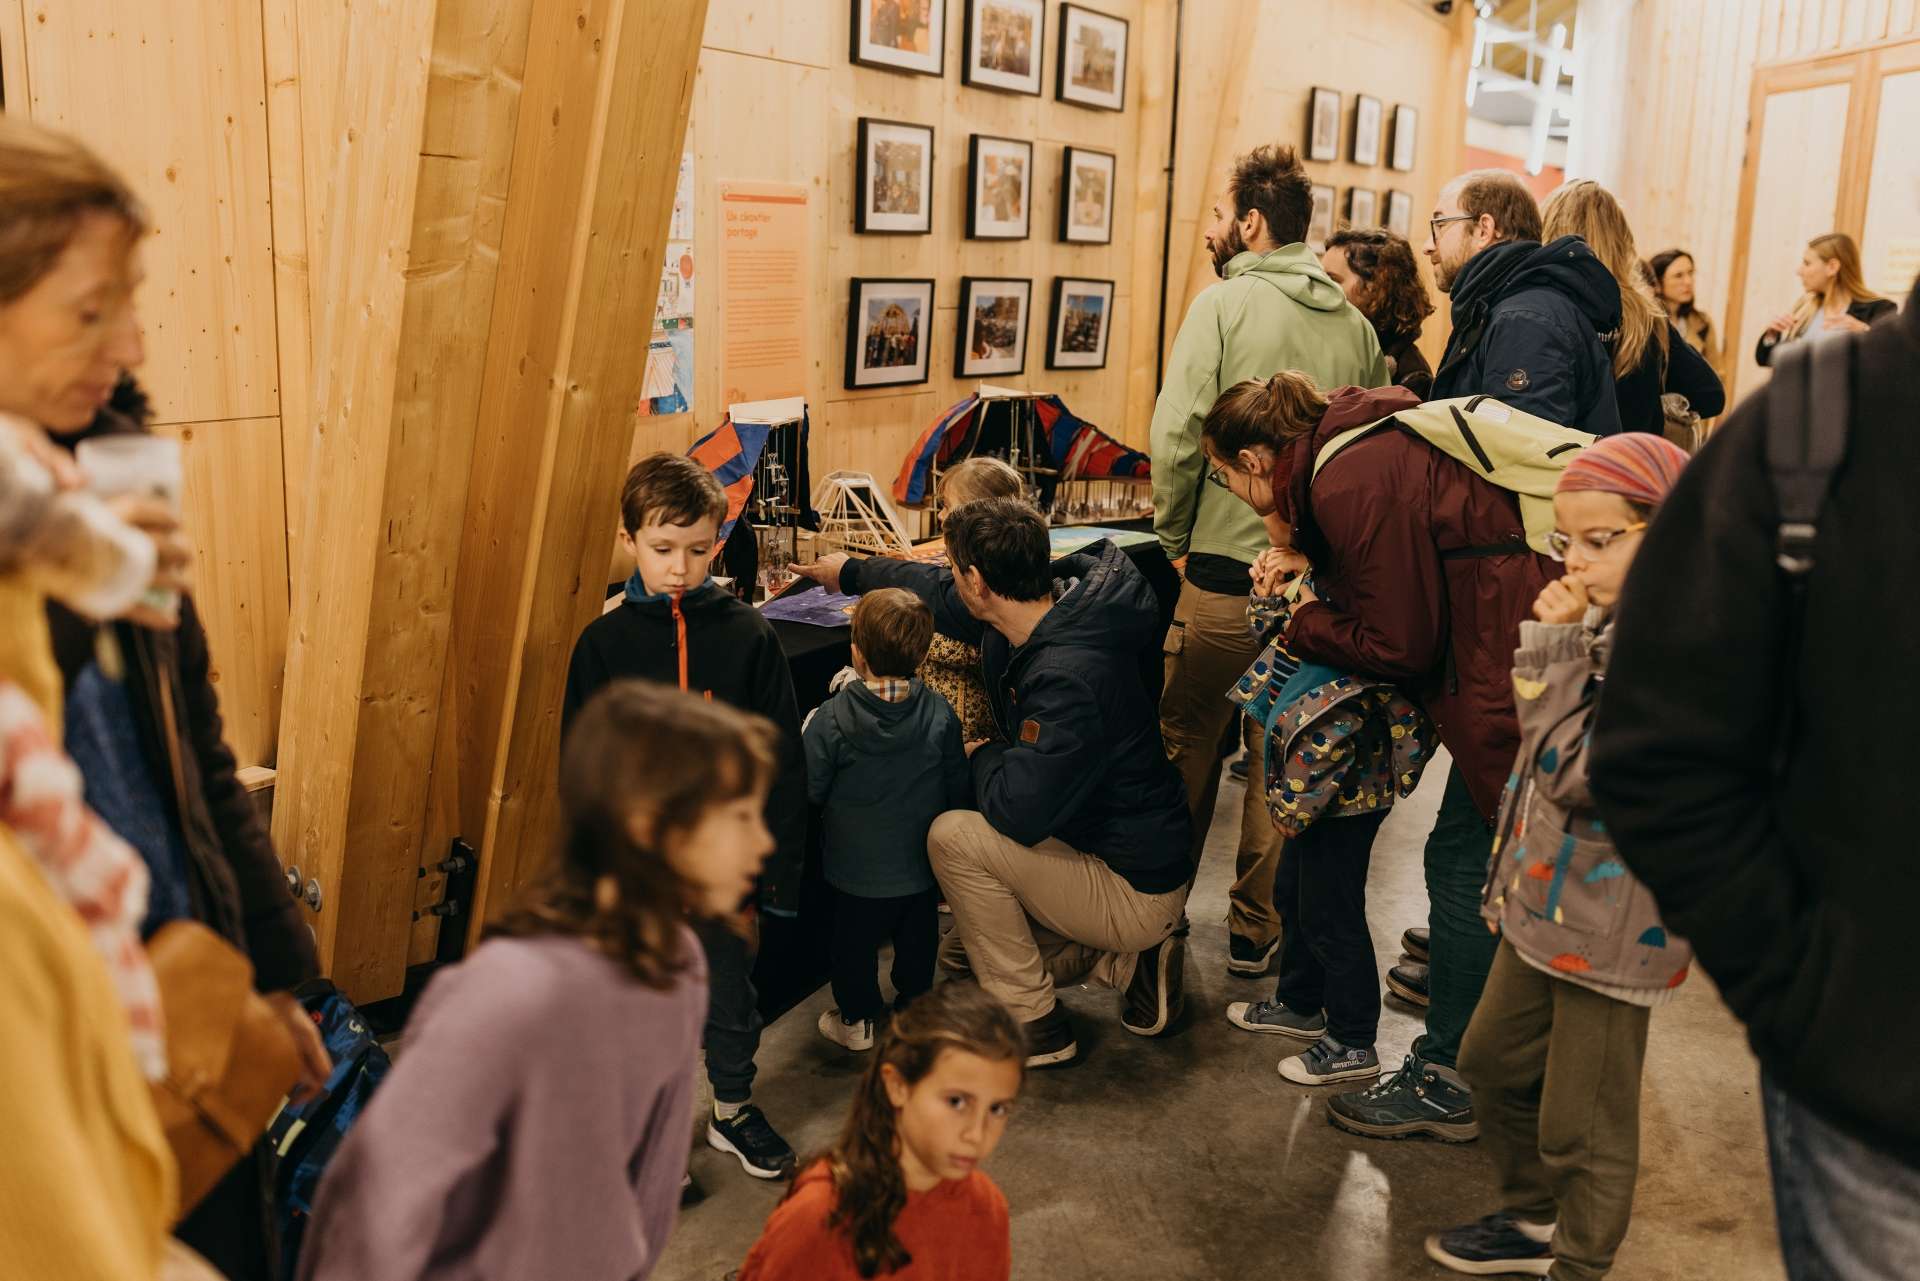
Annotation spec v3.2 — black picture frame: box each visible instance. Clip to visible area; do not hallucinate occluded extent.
[967,134,1035,240]
[846,277,937,389]
[1346,187,1378,227]
[1352,94,1383,167]
[1390,103,1419,172]
[1055,3,1128,112]
[955,276,1034,378]
[1058,145,1116,244]
[855,117,936,235]
[962,0,1044,95]
[1045,276,1116,370]
[1307,86,1342,163]
[850,0,947,76]
[1308,183,1336,251]
[1385,188,1414,240]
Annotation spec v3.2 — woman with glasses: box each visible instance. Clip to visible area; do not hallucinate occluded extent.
[1197,368,1558,1143]
[1424,433,1696,1281]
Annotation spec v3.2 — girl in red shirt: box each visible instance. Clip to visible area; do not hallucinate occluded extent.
[739,984,1024,1280]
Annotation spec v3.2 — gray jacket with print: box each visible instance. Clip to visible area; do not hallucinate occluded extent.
[1483,611,1692,993]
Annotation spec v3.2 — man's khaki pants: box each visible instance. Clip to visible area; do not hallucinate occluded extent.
[928,811,1188,1023]
[1160,579,1284,946]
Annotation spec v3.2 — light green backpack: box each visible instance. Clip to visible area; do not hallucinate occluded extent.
[1312,396,1596,557]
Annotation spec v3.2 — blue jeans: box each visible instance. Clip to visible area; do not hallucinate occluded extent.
[1764,1073,1920,1280]
[1419,765,1500,1070]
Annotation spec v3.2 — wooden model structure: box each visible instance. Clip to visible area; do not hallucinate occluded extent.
[811,470,917,556]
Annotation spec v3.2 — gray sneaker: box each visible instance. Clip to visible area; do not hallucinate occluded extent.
[1279,1036,1381,1085]
[1225,998,1327,1039]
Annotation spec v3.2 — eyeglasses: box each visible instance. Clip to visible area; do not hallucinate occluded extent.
[1429,213,1477,242]
[1205,461,1232,490]
[1546,522,1647,561]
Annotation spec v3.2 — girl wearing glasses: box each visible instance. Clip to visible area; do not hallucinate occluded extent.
[1425,432,1696,1281]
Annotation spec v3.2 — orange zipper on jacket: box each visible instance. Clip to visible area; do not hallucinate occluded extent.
[670,589,711,700]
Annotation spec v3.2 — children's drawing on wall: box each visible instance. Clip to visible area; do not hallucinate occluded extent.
[640,147,695,417]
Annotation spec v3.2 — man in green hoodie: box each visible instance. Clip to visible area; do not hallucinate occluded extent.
[1150,143,1389,978]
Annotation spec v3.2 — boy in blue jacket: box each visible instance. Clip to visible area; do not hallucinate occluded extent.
[804,588,971,1050]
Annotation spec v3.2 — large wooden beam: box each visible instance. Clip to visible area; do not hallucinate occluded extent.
[270,0,535,999]
[448,0,709,933]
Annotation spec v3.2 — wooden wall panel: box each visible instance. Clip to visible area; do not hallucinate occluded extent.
[261,0,315,584]
[631,0,1158,499]
[1618,4,1920,404]
[0,1,28,113]
[454,0,709,928]
[155,416,290,770]
[19,1,279,426]
[1168,2,1472,373]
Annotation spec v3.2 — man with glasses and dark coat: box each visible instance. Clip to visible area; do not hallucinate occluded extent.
[1324,169,1621,1146]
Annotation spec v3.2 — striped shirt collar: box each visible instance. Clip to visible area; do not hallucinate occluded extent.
[863,677,913,704]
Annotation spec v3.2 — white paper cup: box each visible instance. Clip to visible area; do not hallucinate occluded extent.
[75,435,183,615]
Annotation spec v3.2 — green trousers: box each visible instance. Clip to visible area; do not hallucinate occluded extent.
[1460,939,1653,1281]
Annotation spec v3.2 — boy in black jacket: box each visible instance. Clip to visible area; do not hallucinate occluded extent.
[562,453,805,1181]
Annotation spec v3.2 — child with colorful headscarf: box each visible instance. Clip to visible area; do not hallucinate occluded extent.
[1425,433,1696,1281]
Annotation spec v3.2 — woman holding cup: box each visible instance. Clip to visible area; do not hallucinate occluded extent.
[0,114,327,1279]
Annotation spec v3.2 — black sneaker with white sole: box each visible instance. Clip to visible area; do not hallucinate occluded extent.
[706,1103,795,1179]
[1424,1212,1555,1276]
[1225,998,1327,1038]
[1401,926,1430,962]
[1386,962,1431,1007]
[1121,933,1185,1036]
[1227,932,1280,977]
[1022,1004,1080,1068]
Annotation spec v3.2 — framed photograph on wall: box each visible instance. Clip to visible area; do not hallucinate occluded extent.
[847,277,936,389]
[1385,189,1414,240]
[1046,276,1115,369]
[964,0,1044,94]
[1352,94,1383,166]
[1059,146,1116,244]
[1307,87,1341,163]
[852,0,947,76]
[1308,183,1336,251]
[955,277,1033,377]
[856,118,935,234]
[1056,4,1128,111]
[1390,103,1419,172]
[967,135,1033,239]
[1347,187,1378,228]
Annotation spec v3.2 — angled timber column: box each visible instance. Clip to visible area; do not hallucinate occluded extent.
[271,0,536,1001]
[446,0,708,935]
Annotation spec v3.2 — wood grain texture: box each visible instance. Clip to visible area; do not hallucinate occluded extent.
[261,0,314,586]
[19,1,279,425]
[269,0,440,994]
[154,416,290,771]
[454,0,709,933]
[0,0,28,113]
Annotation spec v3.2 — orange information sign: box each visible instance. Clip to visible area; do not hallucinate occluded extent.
[719,182,810,406]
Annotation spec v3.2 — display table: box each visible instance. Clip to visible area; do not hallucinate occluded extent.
[752,519,1178,1019]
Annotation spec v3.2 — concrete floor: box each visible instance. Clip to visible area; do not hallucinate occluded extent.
[657,755,1787,1280]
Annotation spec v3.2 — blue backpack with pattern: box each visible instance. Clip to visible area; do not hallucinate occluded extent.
[268,979,392,1275]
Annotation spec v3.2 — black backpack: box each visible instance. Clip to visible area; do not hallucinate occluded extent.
[1763,334,1855,772]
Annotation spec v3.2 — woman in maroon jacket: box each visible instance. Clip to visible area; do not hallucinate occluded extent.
[1201,372,1554,1142]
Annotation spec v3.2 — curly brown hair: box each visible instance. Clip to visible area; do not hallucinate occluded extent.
[1325,227,1434,345]
[808,983,1026,1277]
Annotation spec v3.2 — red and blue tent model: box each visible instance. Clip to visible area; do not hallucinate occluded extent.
[892,394,1151,505]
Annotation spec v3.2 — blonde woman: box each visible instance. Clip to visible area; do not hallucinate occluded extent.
[1542,181,1724,433]
[1755,233,1896,367]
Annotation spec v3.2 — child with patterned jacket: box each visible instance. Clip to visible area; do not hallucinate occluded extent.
[1425,433,1695,1281]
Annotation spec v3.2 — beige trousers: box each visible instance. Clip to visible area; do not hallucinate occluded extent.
[928,810,1188,1023]
[1159,579,1285,945]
